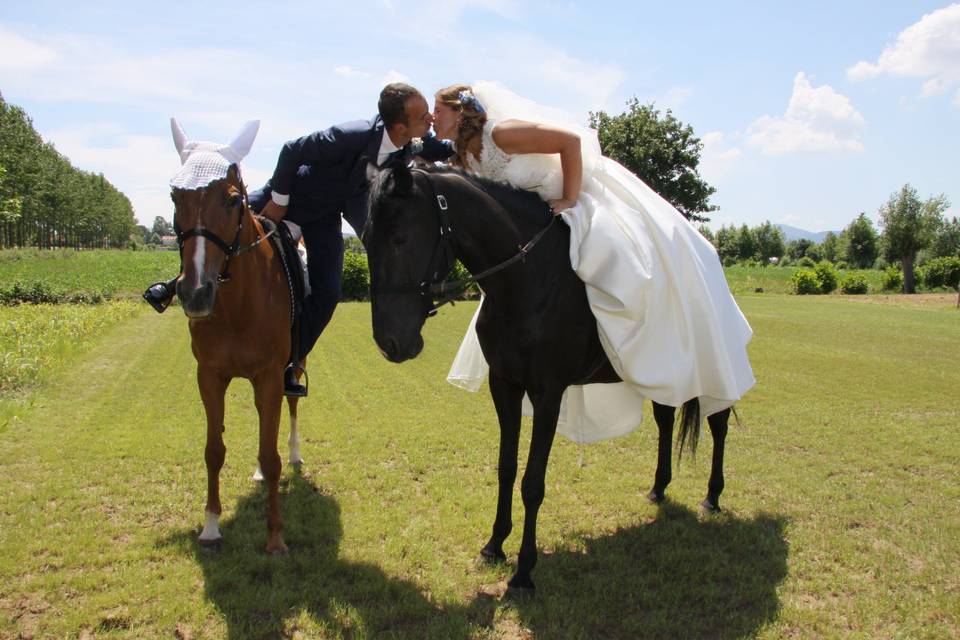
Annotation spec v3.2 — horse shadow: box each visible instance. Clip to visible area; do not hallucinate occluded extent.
[161,474,787,639]
[159,471,494,639]
[500,501,789,639]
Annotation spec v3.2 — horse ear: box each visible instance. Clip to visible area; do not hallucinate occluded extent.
[171,118,189,164]
[364,156,380,185]
[226,163,240,183]
[228,120,260,162]
[391,158,413,194]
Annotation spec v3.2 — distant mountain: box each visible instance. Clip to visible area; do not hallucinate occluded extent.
[776,224,839,243]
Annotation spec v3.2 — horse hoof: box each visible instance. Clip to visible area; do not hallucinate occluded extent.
[198,536,222,550]
[266,540,289,555]
[288,458,305,466]
[647,489,665,504]
[480,546,507,564]
[700,498,721,514]
[251,468,265,482]
[505,577,535,601]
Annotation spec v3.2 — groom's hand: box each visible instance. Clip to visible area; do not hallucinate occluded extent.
[262,200,287,223]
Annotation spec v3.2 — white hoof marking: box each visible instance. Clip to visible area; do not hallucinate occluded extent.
[199,511,221,541]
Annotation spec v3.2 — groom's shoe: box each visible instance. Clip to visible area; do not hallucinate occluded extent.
[143,278,177,314]
[283,365,308,398]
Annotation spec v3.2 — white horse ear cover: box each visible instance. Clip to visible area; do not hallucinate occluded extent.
[227,120,260,163]
[169,118,260,189]
[171,118,190,164]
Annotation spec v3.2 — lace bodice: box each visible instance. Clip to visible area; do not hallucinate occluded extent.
[465,120,513,183]
[464,120,565,200]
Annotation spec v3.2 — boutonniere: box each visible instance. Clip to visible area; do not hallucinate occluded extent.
[409,138,424,155]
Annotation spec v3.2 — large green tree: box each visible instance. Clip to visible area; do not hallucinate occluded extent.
[841,213,879,269]
[752,221,786,262]
[589,99,716,222]
[879,184,950,293]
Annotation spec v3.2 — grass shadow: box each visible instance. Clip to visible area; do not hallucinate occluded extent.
[500,501,789,639]
[160,470,494,639]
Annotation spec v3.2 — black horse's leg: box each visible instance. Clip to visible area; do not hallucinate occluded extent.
[703,408,731,513]
[507,387,562,597]
[481,373,524,564]
[648,401,675,503]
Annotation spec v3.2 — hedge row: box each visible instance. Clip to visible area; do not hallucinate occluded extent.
[340,252,478,301]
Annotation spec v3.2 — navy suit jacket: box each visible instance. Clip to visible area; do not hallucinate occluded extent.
[250,116,454,232]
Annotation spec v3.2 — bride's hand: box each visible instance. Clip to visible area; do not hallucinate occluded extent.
[547,198,576,214]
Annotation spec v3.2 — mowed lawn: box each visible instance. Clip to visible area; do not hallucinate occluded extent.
[0,295,958,639]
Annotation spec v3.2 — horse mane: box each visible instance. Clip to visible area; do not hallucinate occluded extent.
[418,164,553,228]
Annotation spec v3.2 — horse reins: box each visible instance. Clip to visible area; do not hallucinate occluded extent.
[173,165,276,283]
[372,168,557,316]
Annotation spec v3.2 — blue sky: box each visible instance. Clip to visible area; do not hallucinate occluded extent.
[1,1,957,233]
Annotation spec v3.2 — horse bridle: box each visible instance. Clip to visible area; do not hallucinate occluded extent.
[173,166,275,283]
[370,168,557,316]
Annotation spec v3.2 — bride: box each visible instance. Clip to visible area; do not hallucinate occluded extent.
[431,81,755,444]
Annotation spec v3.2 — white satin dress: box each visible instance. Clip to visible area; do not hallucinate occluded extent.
[447,119,755,444]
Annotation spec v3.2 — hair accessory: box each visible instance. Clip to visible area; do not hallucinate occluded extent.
[458,90,486,115]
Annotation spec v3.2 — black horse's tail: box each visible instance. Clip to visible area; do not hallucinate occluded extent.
[675,397,701,461]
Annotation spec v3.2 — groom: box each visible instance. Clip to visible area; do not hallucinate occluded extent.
[255,82,454,395]
[145,83,454,396]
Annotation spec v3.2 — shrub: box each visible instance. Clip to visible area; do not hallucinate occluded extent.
[840,273,869,295]
[881,267,903,292]
[340,251,370,300]
[791,269,820,295]
[834,260,848,270]
[814,261,839,294]
[917,256,960,290]
[445,260,479,298]
[797,256,816,268]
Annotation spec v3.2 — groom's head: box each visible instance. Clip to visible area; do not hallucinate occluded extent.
[379,83,433,143]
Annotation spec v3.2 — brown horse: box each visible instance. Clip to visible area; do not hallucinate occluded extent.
[169,119,303,553]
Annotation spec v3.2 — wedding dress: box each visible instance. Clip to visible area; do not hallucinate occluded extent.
[446,82,755,444]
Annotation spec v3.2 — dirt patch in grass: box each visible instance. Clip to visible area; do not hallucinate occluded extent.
[846,293,958,309]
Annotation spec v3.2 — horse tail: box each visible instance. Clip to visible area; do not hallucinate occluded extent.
[675,397,701,461]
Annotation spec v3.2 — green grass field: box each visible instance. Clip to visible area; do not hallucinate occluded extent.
[0,249,179,301]
[0,290,957,638]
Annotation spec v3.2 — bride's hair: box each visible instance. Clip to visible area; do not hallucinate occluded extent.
[435,84,487,167]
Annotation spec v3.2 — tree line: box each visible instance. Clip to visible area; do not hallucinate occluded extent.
[697,186,956,293]
[0,93,136,249]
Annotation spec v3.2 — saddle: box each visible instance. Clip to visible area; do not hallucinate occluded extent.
[258,216,309,387]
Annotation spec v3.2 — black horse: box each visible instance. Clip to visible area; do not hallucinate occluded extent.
[364,161,732,596]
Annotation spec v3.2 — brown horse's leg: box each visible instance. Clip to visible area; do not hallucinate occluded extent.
[198,366,228,545]
[253,369,287,553]
[481,373,524,563]
[703,408,731,513]
[648,402,675,503]
[508,387,563,598]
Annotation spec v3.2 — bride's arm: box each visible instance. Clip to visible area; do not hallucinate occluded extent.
[492,119,582,212]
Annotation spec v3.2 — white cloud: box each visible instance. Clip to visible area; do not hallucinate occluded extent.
[655,86,695,109]
[0,25,59,71]
[746,72,865,155]
[334,65,372,79]
[848,3,960,103]
[698,131,742,184]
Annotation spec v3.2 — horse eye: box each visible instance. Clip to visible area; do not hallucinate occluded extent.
[228,194,243,209]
